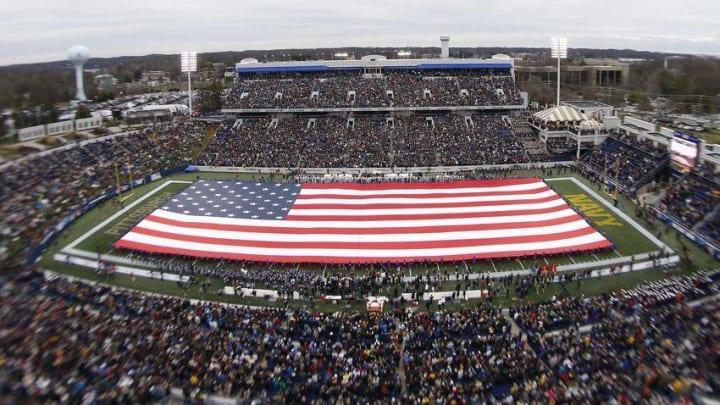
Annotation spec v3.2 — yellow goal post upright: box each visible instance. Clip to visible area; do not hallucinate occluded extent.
[114,162,135,203]
[603,155,620,200]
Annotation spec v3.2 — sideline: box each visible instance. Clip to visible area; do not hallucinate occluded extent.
[62,180,192,251]
[546,177,671,252]
[54,253,189,282]
[58,175,681,294]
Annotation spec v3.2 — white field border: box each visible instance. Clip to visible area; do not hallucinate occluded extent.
[55,175,678,285]
[546,177,670,252]
[61,180,192,257]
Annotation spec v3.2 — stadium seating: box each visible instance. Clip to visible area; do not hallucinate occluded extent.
[195,115,529,168]
[225,70,523,109]
[0,120,211,269]
[3,59,720,405]
[0,268,716,403]
[659,170,720,231]
[580,131,669,191]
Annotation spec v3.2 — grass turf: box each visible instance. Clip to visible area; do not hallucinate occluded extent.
[37,169,717,310]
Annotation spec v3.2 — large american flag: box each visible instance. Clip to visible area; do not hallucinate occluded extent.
[114,178,613,263]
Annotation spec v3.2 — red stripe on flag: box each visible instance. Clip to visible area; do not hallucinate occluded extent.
[127,224,598,250]
[297,186,551,200]
[301,177,543,190]
[141,211,581,235]
[292,195,560,210]
[113,239,612,264]
[285,204,569,221]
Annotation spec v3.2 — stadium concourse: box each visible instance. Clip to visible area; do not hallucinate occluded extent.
[0,57,719,403]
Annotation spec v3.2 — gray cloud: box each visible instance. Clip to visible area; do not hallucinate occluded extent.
[0,0,718,66]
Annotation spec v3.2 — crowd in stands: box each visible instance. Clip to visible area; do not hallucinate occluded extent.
[224,70,523,109]
[1,268,717,403]
[196,115,532,169]
[528,275,719,403]
[659,168,720,239]
[0,119,212,269]
[580,131,669,191]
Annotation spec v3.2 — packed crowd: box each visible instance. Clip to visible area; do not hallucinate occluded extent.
[224,70,523,109]
[659,169,720,238]
[1,268,717,403]
[580,131,669,191]
[0,119,212,268]
[195,115,533,169]
[528,282,719,404]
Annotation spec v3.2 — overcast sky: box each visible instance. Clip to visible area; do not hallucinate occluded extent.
[1,0,718,66]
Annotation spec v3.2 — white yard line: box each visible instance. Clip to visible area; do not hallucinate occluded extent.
[546,177,670,252]
[63,180,191,252]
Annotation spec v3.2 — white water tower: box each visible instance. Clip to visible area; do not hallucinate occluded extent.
[68,45,90,101]
[440,36,450,59]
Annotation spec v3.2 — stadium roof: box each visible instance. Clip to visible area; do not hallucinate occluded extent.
[234,58,514,74]
[562,100,613,109]
[533,106,589,124]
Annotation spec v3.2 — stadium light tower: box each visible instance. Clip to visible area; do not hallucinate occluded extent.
[68,45,90,101]
[180,51,198,115]
[550,37,567,107]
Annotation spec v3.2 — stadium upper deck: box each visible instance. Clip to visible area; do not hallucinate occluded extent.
[223,56,527,113]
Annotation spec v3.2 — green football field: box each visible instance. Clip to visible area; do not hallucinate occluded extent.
[37,169,717,310]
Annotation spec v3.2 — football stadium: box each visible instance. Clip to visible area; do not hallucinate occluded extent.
[1,49,719,404]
